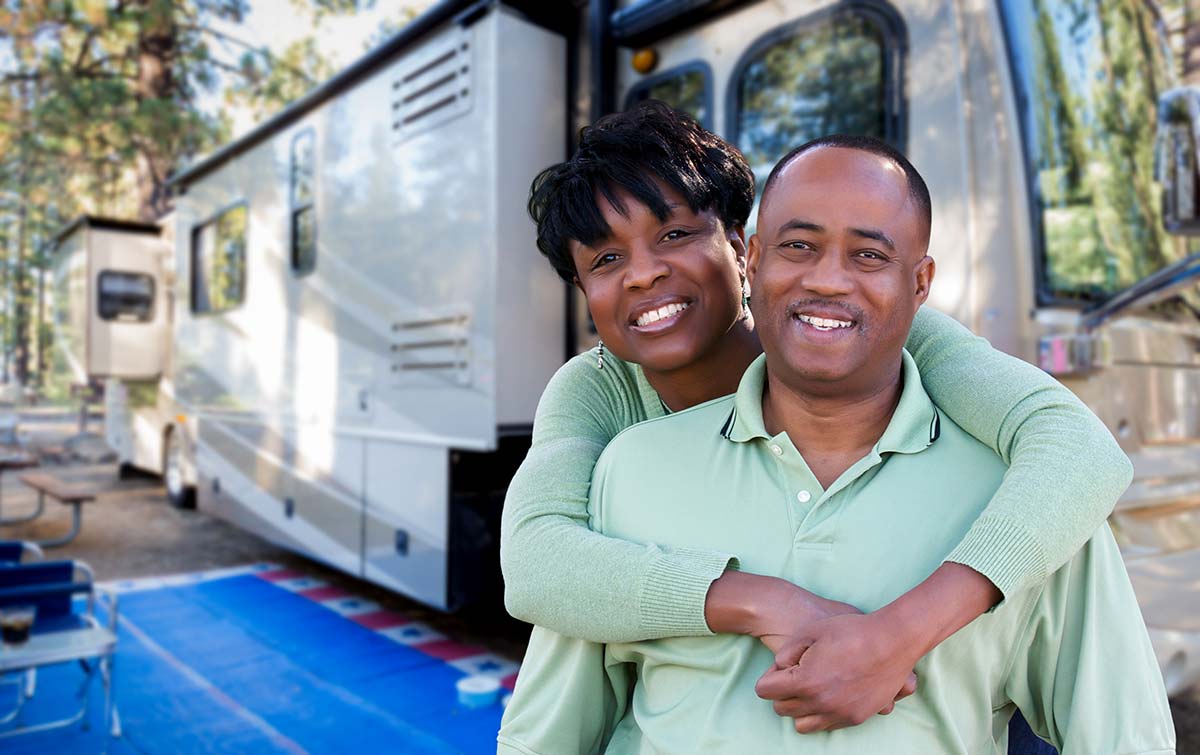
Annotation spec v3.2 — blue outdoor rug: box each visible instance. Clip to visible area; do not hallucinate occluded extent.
[0,564,515,754]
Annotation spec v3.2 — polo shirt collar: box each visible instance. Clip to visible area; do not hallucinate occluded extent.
[722,350,939,455]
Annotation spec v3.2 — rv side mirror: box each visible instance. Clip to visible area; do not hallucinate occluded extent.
[1158,87,1200,234]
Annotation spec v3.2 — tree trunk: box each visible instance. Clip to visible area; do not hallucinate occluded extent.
[133,0,180,222]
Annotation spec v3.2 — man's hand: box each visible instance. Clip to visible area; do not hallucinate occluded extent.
[754,612,920,733]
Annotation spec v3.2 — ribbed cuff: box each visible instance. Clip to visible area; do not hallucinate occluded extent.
[638,548,738,639]
[945,514,1048,607]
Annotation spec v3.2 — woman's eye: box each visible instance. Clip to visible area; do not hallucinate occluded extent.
[661,229,690,242]
[591,253,619,270]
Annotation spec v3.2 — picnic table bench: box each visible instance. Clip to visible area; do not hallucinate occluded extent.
[15,472,98,548]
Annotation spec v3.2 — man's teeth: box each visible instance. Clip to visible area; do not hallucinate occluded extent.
[636,302,690,327]
[797,313,854,331]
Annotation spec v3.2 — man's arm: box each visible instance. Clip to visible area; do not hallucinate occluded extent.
[1004,525,1174,754]
[497,626,625,755]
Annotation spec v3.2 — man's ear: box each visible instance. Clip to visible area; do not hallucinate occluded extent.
[913,256,935,304]
[746,233,762,288]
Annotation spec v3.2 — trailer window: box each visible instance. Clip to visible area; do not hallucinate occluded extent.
[730,5,904,229]
[1003,0,1200,311]
[626,63,712,127]
[290,129,316,275]
[192,204,247,314]
[97,272,155,322]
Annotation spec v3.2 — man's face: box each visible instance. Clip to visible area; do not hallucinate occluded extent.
[746,147,934,396]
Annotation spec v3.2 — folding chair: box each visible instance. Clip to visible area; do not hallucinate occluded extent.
[0,560,118,744]
[0,541,42,564]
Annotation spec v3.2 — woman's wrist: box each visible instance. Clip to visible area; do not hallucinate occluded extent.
[704,571,815,636]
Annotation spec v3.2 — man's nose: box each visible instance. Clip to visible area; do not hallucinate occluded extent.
[623,244,670,290]
[800,250,854,297]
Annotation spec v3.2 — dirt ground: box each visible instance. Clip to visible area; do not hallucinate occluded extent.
[4,410,1199,751]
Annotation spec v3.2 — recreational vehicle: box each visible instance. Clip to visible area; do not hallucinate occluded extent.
[49,216,170,388]
[80,0,1200,691]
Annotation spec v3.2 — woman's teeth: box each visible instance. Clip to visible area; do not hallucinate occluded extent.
[797,313,854,331]
[636,302,690,327]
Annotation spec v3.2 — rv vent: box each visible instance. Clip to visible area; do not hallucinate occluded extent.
[390,29,473,143]
[389,311,471,385]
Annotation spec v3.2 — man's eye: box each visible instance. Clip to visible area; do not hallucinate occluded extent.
[856,250,886,261]
[591,253,619,270]
[781,241,812,251]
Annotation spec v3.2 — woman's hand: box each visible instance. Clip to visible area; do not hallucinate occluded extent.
[754,611,920,732]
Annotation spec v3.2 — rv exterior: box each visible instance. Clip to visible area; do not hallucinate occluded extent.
[49,216,170,387]
[102,0,1200,689]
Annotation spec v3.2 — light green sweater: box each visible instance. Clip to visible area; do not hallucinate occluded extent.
[499,306,1133,642]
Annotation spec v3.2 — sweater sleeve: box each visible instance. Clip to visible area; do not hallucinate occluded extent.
[905,307,1133,599]
[500,351,736,643]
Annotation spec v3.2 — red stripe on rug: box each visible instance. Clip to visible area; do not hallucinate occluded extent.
[412,639,487,661]
[351,610,410,630]
[299,585,349,602]
[256,569,305,582]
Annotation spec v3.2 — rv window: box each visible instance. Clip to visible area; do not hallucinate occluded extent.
[626,63,712,127]
[97,271,155,322]
[191,204,247,314]
[291,129,317,275]
[731,6,903,229]
[1003,0,1200,312]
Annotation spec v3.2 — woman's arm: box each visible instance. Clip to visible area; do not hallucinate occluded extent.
[754,307,1134,728]
[500,350,736,642]
[907,305,1132,597]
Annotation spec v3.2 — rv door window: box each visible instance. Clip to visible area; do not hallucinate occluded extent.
[1003,0,1200,313]
[191,204,248,314]
[290,129,317,275]
[626,63,712,127]
[97,271,155,322]
[730,5,903,229]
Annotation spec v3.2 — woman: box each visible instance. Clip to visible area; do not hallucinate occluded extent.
[500,101,1118,751]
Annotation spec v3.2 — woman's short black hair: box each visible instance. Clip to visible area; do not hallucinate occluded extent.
[528,100,755,282]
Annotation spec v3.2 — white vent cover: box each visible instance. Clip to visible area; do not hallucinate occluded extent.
[390,28,473,144]
[388,309,472,386]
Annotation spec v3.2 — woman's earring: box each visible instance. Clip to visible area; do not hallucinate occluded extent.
[741,279,752,317]
[597,339,605,370]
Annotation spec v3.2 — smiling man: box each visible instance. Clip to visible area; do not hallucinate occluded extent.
[501,136,1174,754]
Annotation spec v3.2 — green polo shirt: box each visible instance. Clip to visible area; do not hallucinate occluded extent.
[498,352,1174,755]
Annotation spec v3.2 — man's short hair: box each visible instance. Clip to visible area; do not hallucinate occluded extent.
[761,135,932,238]
[528,100,755,282]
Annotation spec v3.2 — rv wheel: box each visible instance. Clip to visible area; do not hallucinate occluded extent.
[164,431,196,510]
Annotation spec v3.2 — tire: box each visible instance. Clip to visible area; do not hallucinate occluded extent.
[163,431,196,510]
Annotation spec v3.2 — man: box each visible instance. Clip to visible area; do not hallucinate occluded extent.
[498,136,1174,753]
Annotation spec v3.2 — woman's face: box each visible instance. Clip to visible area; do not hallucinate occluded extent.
[569,181,746,374]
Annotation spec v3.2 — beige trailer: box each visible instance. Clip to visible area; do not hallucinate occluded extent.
[49,217,170,384]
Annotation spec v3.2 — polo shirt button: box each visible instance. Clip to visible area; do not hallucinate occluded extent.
[771,445,783,456]
[796,490,812,503]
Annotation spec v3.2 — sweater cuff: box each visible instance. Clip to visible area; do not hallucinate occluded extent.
[944,514,1048,606]
[638,547,738,638]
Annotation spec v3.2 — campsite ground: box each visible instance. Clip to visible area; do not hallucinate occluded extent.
[5,408,1197,752]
